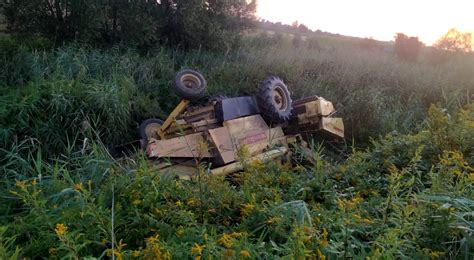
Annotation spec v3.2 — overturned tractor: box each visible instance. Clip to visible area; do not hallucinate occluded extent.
[128,69,344,179]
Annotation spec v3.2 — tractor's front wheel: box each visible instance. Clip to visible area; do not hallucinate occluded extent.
[139,118,164,140]
[257,76,293,124]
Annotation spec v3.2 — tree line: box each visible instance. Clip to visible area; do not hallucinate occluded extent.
[1,0,256,51]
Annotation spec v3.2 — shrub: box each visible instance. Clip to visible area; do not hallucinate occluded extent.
[394,33,424,61]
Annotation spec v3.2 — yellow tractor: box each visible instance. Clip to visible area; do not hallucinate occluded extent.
[136,69,344,179]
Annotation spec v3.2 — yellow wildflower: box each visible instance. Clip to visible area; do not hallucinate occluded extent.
[467,173,474,182]
[132,199,141,206]
[313,216,321,225]
[319,228,329,247]
[277,176,287,185]
[73,183,83,192]
[175,200,183,207]
[153,207,161,216]
[54,223,67,237]
[187,198,199,207]
[266,216,281,225]
[106,239,126,260]
[176,226,185,237]
[15,180,28,190]
[230,232,245,238]
[336,198,345,209]
[336,197,362,210]
[191,243,205,256]
[217,233,234,248]
[248,159,264,169]
[240,203,254,217]
[132,250,141,257]
[428,250,445,258]
[321,228,328,238]
[240,250,251,258]
[162,251,172,259]
[48,247,57,255]
[117,239,126,251]
[106,249,123,260]
[316,248,326,260]
[143,242,162,258]
[363,218,374,224]
[223,249,235,257]
[146,234,159,245]
[348,197,363,208]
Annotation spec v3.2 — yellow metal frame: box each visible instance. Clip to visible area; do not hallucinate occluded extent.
[158,99,190,139]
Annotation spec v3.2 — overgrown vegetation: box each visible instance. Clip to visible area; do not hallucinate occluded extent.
[1,10,473,258]
[1,102,472,258]
[2,0,256,50]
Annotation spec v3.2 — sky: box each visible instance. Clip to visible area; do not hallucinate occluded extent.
[257,0,474,45]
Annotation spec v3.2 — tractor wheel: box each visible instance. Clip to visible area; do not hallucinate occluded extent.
[256,76,293,123]
[173,69,207,101]
[139,118,164,140]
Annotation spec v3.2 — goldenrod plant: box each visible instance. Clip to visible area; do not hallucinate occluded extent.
[0,32,473,258]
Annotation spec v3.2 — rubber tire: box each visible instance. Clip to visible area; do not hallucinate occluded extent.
[173,69,207,101]
[256,76,293,123]
[139,118,164,140]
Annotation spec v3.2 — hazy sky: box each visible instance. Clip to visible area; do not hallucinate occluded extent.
[257,0,473,45]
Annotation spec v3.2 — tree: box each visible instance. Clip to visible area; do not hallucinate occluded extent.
[298,23,309,33]
[3,0,257,51]
[433,28,472,53]
[394,33,424,61]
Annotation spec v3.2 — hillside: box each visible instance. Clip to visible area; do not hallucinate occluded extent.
[0,30,473,258]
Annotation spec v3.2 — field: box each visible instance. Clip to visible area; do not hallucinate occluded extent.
[0,32,473,258]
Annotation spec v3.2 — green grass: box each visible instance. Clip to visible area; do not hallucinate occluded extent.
[0,34,473,258]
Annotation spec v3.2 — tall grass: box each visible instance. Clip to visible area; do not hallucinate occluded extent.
[0,34,473,258]
[2,37,473,155]
[0,104,472,258]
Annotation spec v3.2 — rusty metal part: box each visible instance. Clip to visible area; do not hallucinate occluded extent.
[159,99,190,139]
[210,146,288,176]
[284,96,344,139]
[273,87,288,111]
[181,74,202,90]
[147,132,212,158]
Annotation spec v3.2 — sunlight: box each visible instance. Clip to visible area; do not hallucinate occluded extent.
[257,0,474,44]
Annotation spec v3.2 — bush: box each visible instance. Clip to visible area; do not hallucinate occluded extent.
[394,33,423,61]
[3,0,256,51]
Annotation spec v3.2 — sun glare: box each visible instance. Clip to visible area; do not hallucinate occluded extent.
[257,0,474,45]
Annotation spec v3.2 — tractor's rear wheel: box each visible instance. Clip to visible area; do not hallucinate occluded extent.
[257,76,293,123]
[173,69,207,101]
[139,118,164,140]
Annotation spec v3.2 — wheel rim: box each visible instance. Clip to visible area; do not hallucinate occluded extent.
[272,86,288,111]
[144,123,162,139]
[181,74,202,90]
